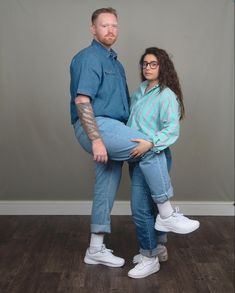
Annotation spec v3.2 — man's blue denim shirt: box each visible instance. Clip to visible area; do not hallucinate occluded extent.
[70,39,130,124]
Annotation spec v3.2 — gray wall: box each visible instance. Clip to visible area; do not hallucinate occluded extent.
[0,0,234,201]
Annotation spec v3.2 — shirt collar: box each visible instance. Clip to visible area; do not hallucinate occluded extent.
[140,80,160,95]
[91,39,117,59]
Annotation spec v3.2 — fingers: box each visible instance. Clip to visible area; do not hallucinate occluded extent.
[131,153,141,158]
[93,154,108,163]
[94,156,107,163]
[130,148,142,158]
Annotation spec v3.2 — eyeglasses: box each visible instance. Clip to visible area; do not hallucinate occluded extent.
[141,61,159,69]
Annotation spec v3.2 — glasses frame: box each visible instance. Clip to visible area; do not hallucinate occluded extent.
[141,61,159,69]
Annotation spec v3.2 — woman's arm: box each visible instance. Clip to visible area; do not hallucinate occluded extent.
[151,94,180,153]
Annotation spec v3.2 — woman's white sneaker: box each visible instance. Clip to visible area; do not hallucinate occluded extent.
[84,244,125,267]
[155,207,200,234]
[128,256,160,279]
[133,244,168,264]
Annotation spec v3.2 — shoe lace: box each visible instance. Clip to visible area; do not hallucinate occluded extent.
[133,254,144,264]
[135,256,156,269]
[100,244,113,254]
[172,207,183,217]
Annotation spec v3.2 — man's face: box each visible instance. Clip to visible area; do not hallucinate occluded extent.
[91,13,118,48]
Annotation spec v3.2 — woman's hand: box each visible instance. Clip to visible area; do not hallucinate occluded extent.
[130,139,153,158]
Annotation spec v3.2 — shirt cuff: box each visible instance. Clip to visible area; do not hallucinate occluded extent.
[150,136,161,153]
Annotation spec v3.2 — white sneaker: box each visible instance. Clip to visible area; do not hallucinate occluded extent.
[155,207,200,234]
[84,244,125,267]
[128,255,160,279]
[133,244,168,264]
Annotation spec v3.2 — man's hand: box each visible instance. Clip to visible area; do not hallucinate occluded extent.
[92,138,108,163]
[130,139,153,158]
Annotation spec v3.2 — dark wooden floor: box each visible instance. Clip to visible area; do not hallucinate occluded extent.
[0,216,234,293]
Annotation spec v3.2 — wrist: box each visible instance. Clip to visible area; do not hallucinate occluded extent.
[92,137,102,144]
[147,140,154,148]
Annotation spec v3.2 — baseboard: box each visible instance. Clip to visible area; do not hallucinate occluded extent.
[0,200,234,216]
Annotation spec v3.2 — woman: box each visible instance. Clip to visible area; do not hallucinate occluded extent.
[127,47,200,279]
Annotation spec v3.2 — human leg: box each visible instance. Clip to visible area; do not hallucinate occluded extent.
[74,119,125,232]
[83,160,125,267]
[129,162,162,257]
[154,148,200,234]
[135,147,199,234]
[128,162,167,278]
[74,121,125,266]
[129,149,172,268]
[91,160,123,233]
[151,149,173,218]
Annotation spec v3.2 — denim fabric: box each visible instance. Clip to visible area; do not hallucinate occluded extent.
[91,160,123,233]
[74,117,173,233]
[129,149,172,257]
[70,40,129,124]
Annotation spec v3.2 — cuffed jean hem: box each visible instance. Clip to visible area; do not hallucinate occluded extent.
[139,247,159,257]
[138,232,168,257]
[91,224,111,234]
[151,185,174,204]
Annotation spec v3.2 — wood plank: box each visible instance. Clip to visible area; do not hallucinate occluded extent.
[0,215,234,293]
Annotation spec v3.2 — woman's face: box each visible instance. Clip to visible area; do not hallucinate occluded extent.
[142,54,160,83]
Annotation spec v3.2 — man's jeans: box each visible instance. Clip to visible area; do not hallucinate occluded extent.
[74,117,173,234]
[129,147,172,257]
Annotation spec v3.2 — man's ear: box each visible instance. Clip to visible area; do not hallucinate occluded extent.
[90,24,96,36]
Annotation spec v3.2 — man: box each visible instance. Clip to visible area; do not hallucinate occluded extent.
[70,7,198,278]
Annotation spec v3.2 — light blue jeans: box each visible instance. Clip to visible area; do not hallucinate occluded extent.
[129,147,172,257]
[73,117,173,235]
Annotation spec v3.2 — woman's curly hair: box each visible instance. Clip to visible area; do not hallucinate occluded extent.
[139,47,185,119]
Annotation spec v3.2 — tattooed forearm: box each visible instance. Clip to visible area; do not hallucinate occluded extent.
[76,102,101,141]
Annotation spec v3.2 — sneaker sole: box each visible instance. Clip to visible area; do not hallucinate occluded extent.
[84,256,125,267]
[155,222,200,234]
[128,263,160,279]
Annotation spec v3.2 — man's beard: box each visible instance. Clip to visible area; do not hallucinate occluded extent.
[102,35,117,47]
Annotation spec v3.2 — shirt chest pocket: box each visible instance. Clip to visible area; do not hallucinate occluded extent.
[104,70,116,76]
[103,70,117,89]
